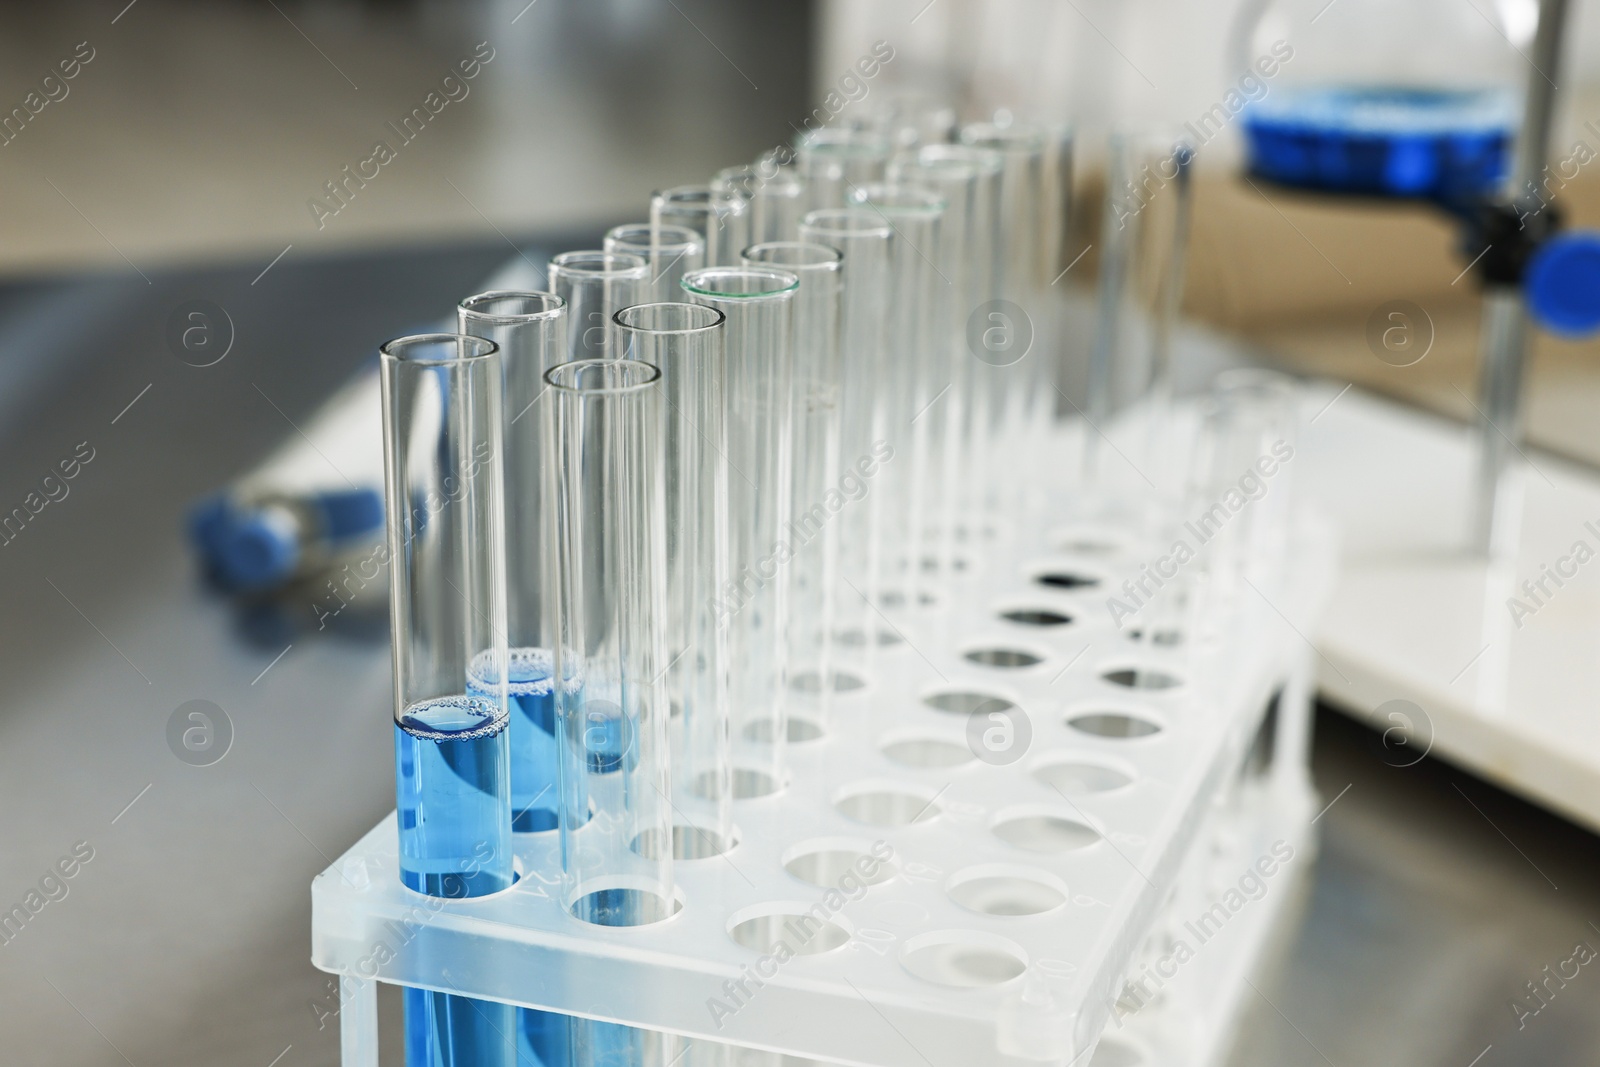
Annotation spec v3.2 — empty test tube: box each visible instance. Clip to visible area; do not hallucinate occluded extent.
[742,242,843,717]
[604,224,706,304]
[612,302,734,857]
[960,122,1053,506]
[681,266,798,792]
[796,209,892,669]
[846,184,947,607]
[794,126,890,212]
[885,149,986,585]
[652,185,751,267]
[545,357,674,925]
[1086,131,1194,487]
[714,162,806,244]
[548,251,650,361]
[890,143,1002,544]
[379,332,514,1067]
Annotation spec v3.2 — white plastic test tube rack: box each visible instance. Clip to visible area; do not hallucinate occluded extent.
[313,421,1333,1067]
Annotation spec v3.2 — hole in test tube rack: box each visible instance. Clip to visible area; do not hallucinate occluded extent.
[999,607,1074,627]
[898,931,1028,988]
[1089,1037,1147,1067]
[880,731,975,769]
[1066,711,1164,740]
[989,806,1102,853]
[695,768,784,801]
[1031,754,1135,796]
[1123,627,1184,647]
[1034,571,1101,591]
[834,782,943,826]
[878,588,940,610]
[782,838,897,888]
[964,647,1044,670]
[921,555,970,574]
[946,865,1070,917]
[728,906,851,956]
[632,825,739,861]
[949,523,1000,545]
[1050,529,1121,556]
[1100,667,1183,691]
[834,626,904,649]
[568,882,685,927]
[922,690,1015,716]
[743,717,824,743]
[791,669,866,694]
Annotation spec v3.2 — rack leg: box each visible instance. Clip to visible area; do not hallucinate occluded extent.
[340,975,379,1067]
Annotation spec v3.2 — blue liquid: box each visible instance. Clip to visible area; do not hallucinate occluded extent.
[469,648,566,834]
[520,1006,572,1066]
[395,696,515,1066]
[394,695,512,898]
[404,985,517,1067]
[464,651,579,1066]
[1243,85,1515,201]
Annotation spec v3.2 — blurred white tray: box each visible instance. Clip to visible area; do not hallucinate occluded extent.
[1300,383,1600,834]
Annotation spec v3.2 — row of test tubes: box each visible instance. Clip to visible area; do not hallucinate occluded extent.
[374,109,1249,1067]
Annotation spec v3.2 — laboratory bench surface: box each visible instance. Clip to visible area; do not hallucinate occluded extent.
[2,242,1599,1066]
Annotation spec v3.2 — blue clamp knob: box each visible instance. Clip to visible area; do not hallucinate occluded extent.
[1526,231,1600,337]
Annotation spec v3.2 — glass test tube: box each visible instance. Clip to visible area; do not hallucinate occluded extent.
[714,163,805,245]
[857,92,958,151]
[604,224,706,304]
[545,358,674,924]
[885,149,984,586]
[548,251,650,362]
[1177,369,1298,660]
[680,266,798,793]
[893,144,1002,544]
[456,292,574,1067]
[1086,131,1194,490]
[794,127,890,212]
[797,209,892,664]
[960,122,1051,507]
[652,185,750,267]
[612,302,734,857]
[742,242,843,719]
[458,292,567,835]
[379,333,514,1067]
[846,184,946,608]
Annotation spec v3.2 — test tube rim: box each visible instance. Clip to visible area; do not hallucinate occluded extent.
[603,223,706,258]
[653,184,749,210]
[378,332,499,368]
[959,120,1050,152]
[741,241,844,273]
[680,265,801,301]
[795,125,892,158]
[711,164,758,193]
[612,301,727,336]
[798,207,894,240]
[916,142,1003,175]
[548,249,651,280]
[847,181,949,216]
[892,154,982,184]
[543,357,663,395]
[458,290,566,325]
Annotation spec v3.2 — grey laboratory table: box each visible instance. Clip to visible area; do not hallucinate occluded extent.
[1,240,1597,1066]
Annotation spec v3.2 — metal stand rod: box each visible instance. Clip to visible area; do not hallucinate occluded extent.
[1471,0,1570,556]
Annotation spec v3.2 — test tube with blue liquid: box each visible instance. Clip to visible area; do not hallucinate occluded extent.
[457,293,575,1067]
[545,358,676,1065]
[378,333,515,1067]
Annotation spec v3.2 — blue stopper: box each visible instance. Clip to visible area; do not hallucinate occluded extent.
[1526,232,1600,338]
[311,487,384,542]
[220,512,300,589]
